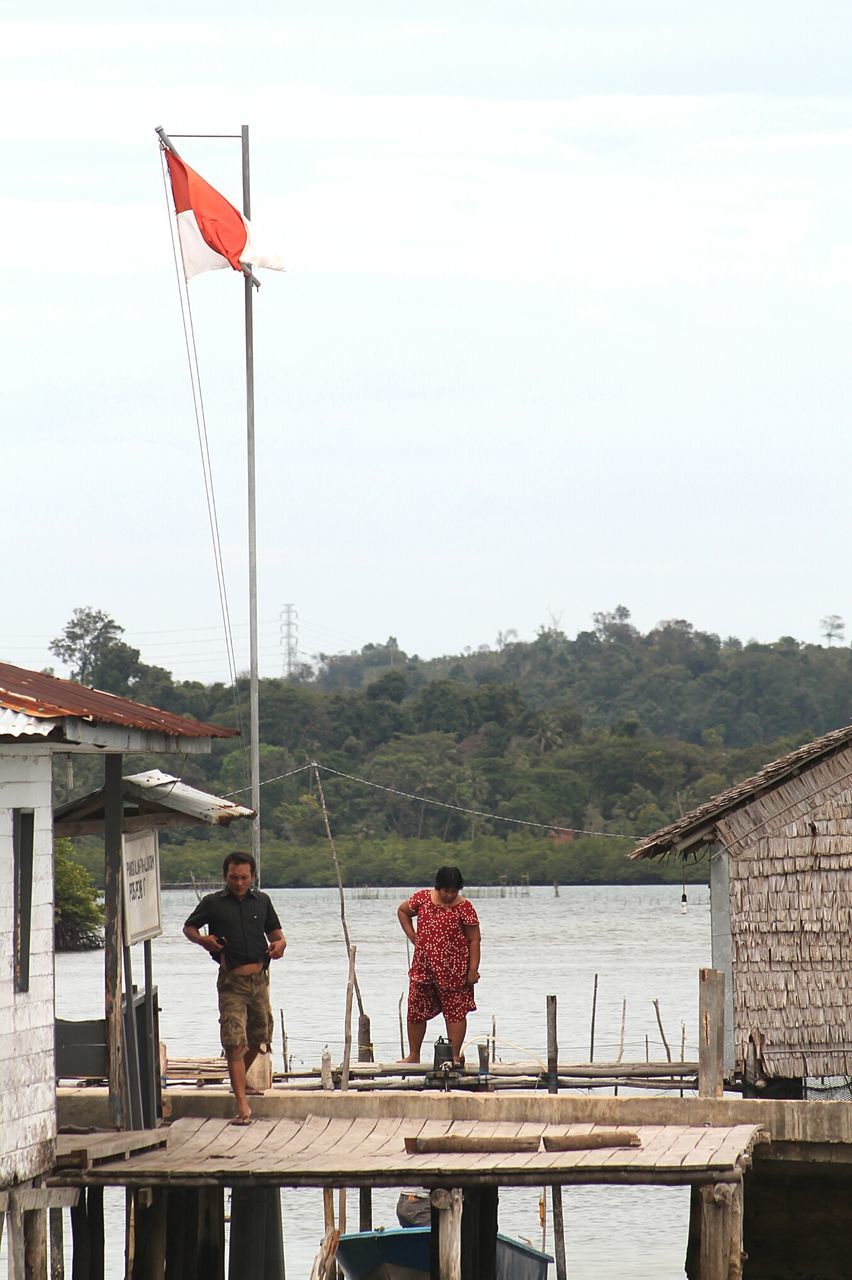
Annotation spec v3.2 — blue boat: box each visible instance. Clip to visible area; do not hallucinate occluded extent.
[336,1225,553,1280]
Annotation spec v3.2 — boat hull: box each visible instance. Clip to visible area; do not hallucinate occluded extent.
[336,1226,552,1280]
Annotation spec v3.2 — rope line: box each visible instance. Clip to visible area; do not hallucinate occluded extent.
[159,143,248,786]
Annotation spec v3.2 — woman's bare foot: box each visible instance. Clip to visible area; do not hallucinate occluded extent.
[397,1053,421,1063]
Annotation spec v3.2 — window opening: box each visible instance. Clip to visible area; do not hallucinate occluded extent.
[13,809,35,993]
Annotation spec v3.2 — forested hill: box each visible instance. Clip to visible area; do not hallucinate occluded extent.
[51,606,852,886]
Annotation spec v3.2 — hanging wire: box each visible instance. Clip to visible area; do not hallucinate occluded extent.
[158,143,248,787]
[223,758,634,841]
[316,762,635,840]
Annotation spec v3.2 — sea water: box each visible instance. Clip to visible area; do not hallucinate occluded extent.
[47,883,711,1277]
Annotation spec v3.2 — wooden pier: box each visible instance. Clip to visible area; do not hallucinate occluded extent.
[42,1087,852,1280]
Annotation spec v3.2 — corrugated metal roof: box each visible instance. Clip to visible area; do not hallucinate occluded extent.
[0,660,236,741]
[629,721,852,860]
[123,770,255,824]
[54,769,255,835]
[0,707,58,737]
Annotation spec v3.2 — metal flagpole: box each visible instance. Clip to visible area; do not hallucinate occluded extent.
[157,121,263,879]
[241,123,262,882]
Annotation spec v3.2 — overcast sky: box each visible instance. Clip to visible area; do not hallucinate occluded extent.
[3,3,851,684]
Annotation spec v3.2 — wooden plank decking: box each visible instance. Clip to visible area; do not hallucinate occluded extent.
[50,1116,764,1190]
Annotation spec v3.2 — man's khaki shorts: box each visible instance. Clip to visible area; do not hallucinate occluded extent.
[216,967,274,1056]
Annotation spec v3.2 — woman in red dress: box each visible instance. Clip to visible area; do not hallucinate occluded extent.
[397,866,481,1066]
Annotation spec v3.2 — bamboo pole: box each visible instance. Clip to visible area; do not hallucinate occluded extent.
[341,946,357,1091]
[589,973,598,1061]
[653,999,672,1063]
[313,764,365,1017]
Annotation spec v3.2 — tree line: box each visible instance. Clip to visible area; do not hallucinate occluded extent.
[49,605,852,890]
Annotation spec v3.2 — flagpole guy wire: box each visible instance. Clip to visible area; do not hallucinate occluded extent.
[156,126,248,788]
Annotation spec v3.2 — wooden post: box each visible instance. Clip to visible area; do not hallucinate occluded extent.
[323,1188,335,1236]
[229,1187,282,1279]
[341,945,356,1091]
[357,1012,373,1062]
[727,1180,744,1280]
[196,1188,225,1279]
[546,994,558,1094]
[70,1191,91,1280]
[104,753,125,1129]
[87,1190,104,1280]
[589,973,598,1061]
[697,1182,735,1280]
[7,1201,24,1280]
[49,1208,64,1280]
[131,1189,166,1280]
[430,1188,462,1280]
[359,1190,373,1232]
[698,969,725,1099]
[551,1188,567,1280]
[24,1208,48,1280]
[460,1187,497,1279]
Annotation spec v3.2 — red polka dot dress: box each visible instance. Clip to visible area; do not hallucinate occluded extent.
[406,889,479,1023]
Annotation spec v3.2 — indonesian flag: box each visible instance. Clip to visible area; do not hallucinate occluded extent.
[164,150,284,280]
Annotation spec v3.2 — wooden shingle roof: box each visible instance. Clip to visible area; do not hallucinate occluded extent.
[629,722,852,860]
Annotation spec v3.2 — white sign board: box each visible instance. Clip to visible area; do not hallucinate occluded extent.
[121,829,162,945]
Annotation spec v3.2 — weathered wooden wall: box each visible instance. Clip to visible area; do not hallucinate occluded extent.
[716,748,852,1079]
[0,748,56,1187]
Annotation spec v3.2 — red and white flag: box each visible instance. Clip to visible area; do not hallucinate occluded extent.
[164,150,284,280]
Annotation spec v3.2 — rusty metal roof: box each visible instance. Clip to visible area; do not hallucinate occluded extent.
[0,660,236,741]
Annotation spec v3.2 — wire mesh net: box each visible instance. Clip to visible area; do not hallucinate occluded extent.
[805,1076,852,1101]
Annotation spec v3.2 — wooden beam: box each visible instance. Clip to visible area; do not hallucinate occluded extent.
[698,969,725,1099]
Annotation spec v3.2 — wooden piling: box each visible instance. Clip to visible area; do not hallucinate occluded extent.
[698,969,725,1099]
[697,1182,736,1280]
[460,1186,498,1279]
[358,1189,372,1232]
[430,1188,462,1280]
[357,1013,373,1063]
[550,1188,567,1280]
[49,1208,64,1280]
[7,1202,24,1280]
[24,1208,48,1280]
[589,974,598,1061]
[130,1190,166,1280]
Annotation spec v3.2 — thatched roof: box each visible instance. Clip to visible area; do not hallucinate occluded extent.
[629,722,852,860]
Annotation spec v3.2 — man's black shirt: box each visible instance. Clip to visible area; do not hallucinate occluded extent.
[184,888,282,970]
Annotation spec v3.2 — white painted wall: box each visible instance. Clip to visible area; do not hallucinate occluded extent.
[0,748,56,1187]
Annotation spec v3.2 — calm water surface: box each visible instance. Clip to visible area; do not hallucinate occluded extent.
[53,883,711,1278]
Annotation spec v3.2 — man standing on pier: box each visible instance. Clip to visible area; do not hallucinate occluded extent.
[183,852,286,1124]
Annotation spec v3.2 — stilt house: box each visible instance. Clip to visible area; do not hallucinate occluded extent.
[630,724,852,1093]
[0,661,236,1192]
